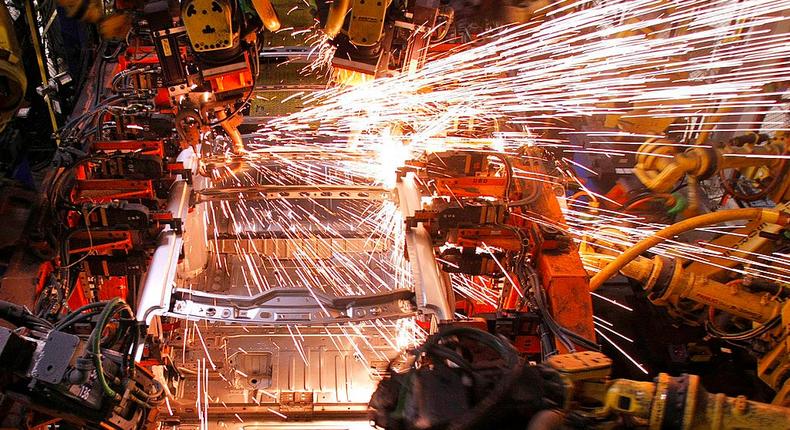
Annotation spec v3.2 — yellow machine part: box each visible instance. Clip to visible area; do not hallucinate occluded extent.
[634,137,786,194]
[323,0,351,39]
[250,0,280,32]
[588,207,790,291]
[550,352,790,426]
[56,0,130,39]
[584,253,782,323]
[582,208,790,403]
[0,2,27,133]
[682,202,789,282]
[182,0,235,52]
[348,0,390,46]
[606,373,790,430]
[332,67,375,86]
[57,0,103,24]
[757,300,790,406]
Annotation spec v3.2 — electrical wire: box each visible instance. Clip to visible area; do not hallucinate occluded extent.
[516,261,599,354]
[491,152,514,203]
[52,301,108,330]
[508,152,543,207]
[89,298,134,400]
[0,300,54,331]
[523,265,575,353]
[57,95,125,142]
[110,65,160,94]
[719,154,788,203]
[706,307,781,341]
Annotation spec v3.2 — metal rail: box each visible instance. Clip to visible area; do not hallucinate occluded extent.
[194,185,391,203]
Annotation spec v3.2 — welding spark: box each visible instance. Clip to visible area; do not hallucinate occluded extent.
[268,407,288,419]
[174,2,790,407]
[596,328,648,374]
[194,322,217,370]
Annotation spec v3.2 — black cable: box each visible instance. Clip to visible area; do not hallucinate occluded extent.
[0,300,54,330]
[101,41,126,60]
[518,264,574,352]
[706,314,780,341]
[537,324,557,360]
[520,263,599,352]
[57,95,124,141]
[88,299,135,400]
[671,179,688,193]
[53,302,107,330]
[490,152,514,203]
[421,326,519,367]
[52,301,108,330]
[121,321,141,378]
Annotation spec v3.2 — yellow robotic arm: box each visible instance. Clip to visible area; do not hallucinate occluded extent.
[548,352,790,429]
[634,133,787,195]
[585,252,781,323]
[582,207,790,404]
[605,373,790,430]
[588,207,790,291]
[0,2,27,133]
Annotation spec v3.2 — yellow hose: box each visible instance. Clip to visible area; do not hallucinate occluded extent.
[589,208,789,291]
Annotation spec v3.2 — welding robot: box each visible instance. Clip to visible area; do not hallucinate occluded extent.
[584,91,790,408]
[2,0,790,429]
[57,0,281,154]
[0,0,448,428]
[368,142,790,429]
[51,0,447,153]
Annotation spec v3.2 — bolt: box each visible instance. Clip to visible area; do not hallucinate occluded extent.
[734,395,748,415]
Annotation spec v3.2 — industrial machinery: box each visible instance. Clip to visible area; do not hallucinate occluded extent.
[397,146,596,355]
[0,299,162,429]
[0,0,789,429]
[369,328,790,430]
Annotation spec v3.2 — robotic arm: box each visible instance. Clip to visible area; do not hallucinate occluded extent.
[634,132,788,200]
[0,2,27,133]
[581,205,790,405]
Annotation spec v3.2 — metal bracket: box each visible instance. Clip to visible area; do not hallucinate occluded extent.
[168,288,415,324]
[31,331,80,384]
